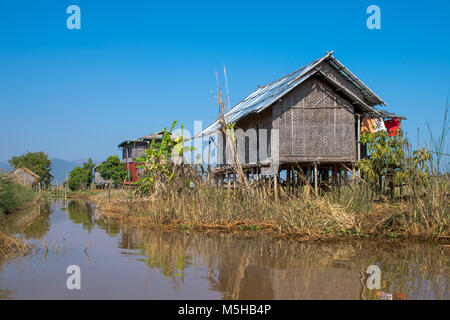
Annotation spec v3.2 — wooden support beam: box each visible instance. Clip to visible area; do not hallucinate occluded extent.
[274,166,279,201]
[286,167,291,192]
[314,162,318,194]
[352,165,356,185]
[292,166,296,187]
[207,136,211,172]
[357,114,361,161]
[332,165,337,185]
[357,114,361,179]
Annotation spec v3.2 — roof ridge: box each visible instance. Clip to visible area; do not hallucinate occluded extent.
[10,166,40,179]
[227,56,326,114]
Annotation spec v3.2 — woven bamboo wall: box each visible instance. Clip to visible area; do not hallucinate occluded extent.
[122,143,148,161]
[237,108,272,164]
[218,108,272,165]
[272,77,356,162]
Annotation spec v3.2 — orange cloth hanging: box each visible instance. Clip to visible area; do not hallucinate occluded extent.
[361,117,375,133]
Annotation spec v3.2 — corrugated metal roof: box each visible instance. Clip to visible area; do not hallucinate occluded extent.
[118,131,180,148]
[326,55,386,106]
[367,109,406,120]
[198,52,389,137]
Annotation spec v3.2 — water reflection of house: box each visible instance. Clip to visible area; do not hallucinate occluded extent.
[117,131,178,184]
[216,259,361,300]
[207,237,364,299]
[117,230,364,299]
[4,202,52,239]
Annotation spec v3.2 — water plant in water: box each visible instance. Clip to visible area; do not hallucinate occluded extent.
[0,215,29,261]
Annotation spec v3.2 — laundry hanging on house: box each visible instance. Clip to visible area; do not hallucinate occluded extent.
[373,117,386,133]
[384,118,401,137]
[361,117,375,133]
[361,117,386,134]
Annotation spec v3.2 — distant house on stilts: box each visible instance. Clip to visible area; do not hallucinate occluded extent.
[117,131,179,185]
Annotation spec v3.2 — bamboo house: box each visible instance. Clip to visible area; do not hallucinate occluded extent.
[199,51,404,191]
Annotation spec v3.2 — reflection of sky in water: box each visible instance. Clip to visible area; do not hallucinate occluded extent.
[0,200,448,300]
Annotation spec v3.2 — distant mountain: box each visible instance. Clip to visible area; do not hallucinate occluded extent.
[50,158,100,185]
[0,158,99,185]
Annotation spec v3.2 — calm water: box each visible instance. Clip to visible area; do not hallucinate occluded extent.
[0,200,448,300]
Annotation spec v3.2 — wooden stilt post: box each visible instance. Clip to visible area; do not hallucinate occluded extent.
[292,166,296,189]
[227,172,231,198]
[314,162,318,194]
[274,166,279,201]
[333,165,337,184]
[357,114,361,178]
[306,165,311,187]
[286,167,291,194]
[207,136,211,173]
[352,165,356,185]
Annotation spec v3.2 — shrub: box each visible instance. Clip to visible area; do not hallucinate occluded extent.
[0,174,35,213]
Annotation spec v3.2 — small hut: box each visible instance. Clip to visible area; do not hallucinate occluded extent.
[9,167,40,188]
[93,163,109,188]
[199,52,404,191]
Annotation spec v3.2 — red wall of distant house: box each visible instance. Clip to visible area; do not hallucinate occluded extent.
[124,162,139,184]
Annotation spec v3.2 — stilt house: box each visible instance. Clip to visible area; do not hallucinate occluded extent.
[199,52,404,189]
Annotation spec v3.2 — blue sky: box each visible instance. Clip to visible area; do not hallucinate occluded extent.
[0,0,449,162]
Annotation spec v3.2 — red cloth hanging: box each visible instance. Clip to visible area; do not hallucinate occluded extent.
[384,119,401,137]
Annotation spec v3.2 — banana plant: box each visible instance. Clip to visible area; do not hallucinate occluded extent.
[135,121,195,195]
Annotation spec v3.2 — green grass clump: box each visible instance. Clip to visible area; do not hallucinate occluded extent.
[0,174,36,214]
